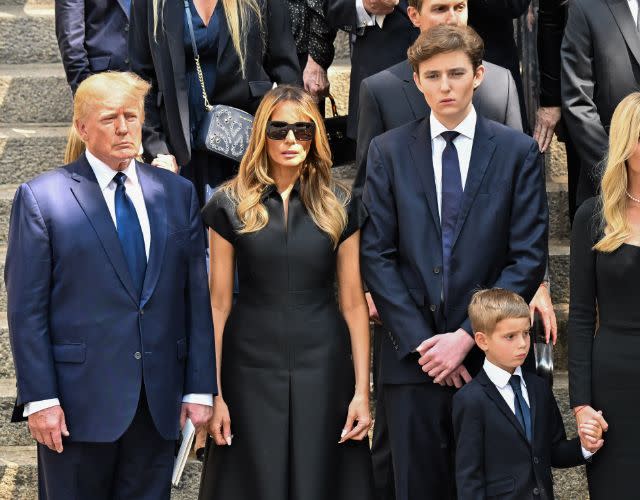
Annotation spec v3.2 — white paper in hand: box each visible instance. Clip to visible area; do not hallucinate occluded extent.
[172,418,196,487]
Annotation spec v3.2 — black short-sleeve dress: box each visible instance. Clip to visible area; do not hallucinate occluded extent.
[198,183,374,500]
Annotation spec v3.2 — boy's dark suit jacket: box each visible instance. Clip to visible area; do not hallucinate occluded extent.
[453,369,585,500]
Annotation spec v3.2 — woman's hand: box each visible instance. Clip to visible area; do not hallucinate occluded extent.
[151,153,179,173]
[208,396,233,446]
[529,283,558,344]
[578,417,605,453]
[574,405,608,451]
[339,393,372,443]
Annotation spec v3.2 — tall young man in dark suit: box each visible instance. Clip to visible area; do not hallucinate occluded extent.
[454,289,602,499]
[56,0,131,92]
[5,72,216,499]
[360,25,548,500]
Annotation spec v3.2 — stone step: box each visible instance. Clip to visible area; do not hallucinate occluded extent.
[0,64,72,124]
[0,442,203,499]
[0,125,68,184]
[549,241,570,305]
[547,181,570,241]
[0,5,58,65]
[0,379,31,446]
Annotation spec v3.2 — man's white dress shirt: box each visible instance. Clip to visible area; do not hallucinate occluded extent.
[430,106,476,220]
[24,150,212,417]
[355,0,388,28]
[483,358,593,459]
[629,0,639,27]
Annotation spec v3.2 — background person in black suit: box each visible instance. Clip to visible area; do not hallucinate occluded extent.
[561,0,640,207]
[129,0,301,206]
[468,0,530,126]
[55,0,131,93]
[360,25,548,500]
[326,0,419,138]
[453,289,602,500]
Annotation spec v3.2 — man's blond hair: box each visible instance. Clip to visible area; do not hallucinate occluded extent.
[468,288,530,335]
[73,71,151,124]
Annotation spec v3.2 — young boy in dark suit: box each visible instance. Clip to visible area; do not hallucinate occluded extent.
[453,288,603,499]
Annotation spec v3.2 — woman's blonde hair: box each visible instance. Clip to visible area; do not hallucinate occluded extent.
[222,85,349,248]
[153,0,262,78]
[594,92,640,252]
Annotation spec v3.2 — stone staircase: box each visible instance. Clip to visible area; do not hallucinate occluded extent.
[0,4,586,498]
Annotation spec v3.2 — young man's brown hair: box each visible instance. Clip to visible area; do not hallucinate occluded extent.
[467,288,530,335]
[407,24,484,74]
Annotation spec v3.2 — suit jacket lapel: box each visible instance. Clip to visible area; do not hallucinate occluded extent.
[68,156,139,305]
[477,370,530,444]
[450,115,495,250]
[607,0,640,68]
[137,164,167,309]
[166,0,190,150]
[409,119,441,236]
[400,61,429,120]
[216,2,231,65]
[116,0,130,18]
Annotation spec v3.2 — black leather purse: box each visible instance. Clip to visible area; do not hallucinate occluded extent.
[184,0,253,163]
[532,312,553,386]
[324,94,355,166]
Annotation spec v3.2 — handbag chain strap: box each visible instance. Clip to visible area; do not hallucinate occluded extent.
[184,0,213,112]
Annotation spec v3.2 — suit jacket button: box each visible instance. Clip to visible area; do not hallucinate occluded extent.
[433,266,441,274]
[429,304,437,312]
[394,345,399,351]
[533,487,540,496]
[533,456,539,464]
[134,352,142,360]
[140,309,144,315]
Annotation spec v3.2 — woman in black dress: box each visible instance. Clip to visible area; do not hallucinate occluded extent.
[199,85,375,499]
[568,92,640,498]
[129,0,300,207]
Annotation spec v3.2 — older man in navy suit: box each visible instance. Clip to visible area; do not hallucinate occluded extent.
[56,0,131,92]
[360,25,548,500]
[5,72,216,499]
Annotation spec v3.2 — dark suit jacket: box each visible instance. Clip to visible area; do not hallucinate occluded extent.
[360,115,548,383]
[468,0,530,80]
[353,59,523,198]
[55,0,131,92]
[453,369,584,500]
[5,155,216,442]
[326,0,418,138]
[538,0,566,107]
[561,0,640,201]
[129,0,301,167]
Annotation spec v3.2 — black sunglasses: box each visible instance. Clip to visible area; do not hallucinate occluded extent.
[266,121,315,141]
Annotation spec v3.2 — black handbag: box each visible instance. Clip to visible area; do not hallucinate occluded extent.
[184,0,253,163]
[532,312,553,386]
[324,94,355,166]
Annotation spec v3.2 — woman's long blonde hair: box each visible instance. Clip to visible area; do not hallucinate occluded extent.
[222,85,349,248]
[153,0,261,78]
[594,92,640,252]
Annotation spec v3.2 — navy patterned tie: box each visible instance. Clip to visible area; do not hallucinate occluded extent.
[113,172,146,299]
[509,374,532,442]
[440,131,462,307]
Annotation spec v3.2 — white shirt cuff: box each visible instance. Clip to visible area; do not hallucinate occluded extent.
[581,446,594,459]
[23,398,60,417]
[182,393,214,406]
[355,0,375,27]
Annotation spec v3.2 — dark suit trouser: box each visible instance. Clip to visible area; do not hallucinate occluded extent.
[384,382,456,500]
[371,325,395,500]
[37,388,175,500]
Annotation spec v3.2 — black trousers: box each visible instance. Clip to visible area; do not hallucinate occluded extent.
[384,382,457,500]
[37,388,175,500]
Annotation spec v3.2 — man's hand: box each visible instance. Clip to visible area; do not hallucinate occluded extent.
[417,329,475,383]
[151,154,179,174]
[530,283,558,345]
[363,0,397,16]
[28,405,69,453]
[533,106,561,153]
[303,56,330,102]
[180,402,213,430]
[578,417,604,453]
[441,364,472,388]
[365,292,381,324]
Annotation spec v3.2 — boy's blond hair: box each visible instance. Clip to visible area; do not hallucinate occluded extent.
[468,288,530,335]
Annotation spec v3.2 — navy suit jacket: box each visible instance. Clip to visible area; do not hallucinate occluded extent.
[360,115,548,383]
[453,369,584,500]
[5,155,216,442]
[55,0,130,92]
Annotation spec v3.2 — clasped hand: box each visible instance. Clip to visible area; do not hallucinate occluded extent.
[417,329,475,387]
[575,405,608,454]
